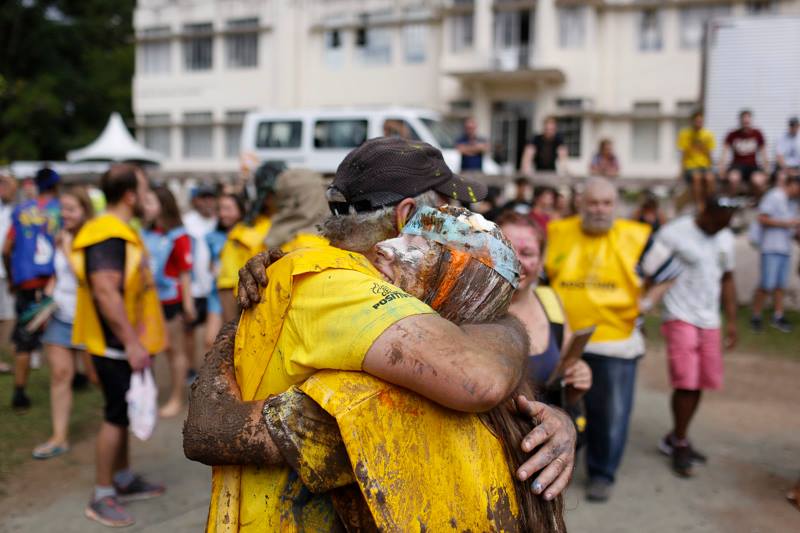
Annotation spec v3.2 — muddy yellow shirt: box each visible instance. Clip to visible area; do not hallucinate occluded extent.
[208,244,435,533]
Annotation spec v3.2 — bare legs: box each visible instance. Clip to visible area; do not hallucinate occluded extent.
[45,344,76,446]
[691,171,716,212]
[671,389,702,441]
[96,422,128,486]
[159,315,188,418]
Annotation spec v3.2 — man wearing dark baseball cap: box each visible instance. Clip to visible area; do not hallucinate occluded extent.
[327,137,487,214]
[185,138,578,519]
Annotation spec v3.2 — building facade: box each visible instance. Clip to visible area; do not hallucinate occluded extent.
[133,0,798,178]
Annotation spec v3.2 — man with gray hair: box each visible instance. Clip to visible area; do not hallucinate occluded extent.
[544,177,653,502]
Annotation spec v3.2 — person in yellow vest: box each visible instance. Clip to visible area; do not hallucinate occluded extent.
[545,177,652,503]
[216,161,281,322]
[186,138,578,531]
[677,109,717,212]
[71,164,167,527]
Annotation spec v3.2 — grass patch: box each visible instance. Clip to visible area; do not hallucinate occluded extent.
[0,351,103,488]
[643,307,800,359]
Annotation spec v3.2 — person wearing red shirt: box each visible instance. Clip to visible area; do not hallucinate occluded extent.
[141,187,195,418]
[719,110,768,195]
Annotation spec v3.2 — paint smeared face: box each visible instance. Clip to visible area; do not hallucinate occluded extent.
[373,234,439,299]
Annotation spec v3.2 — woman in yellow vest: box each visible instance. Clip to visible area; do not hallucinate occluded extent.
[216,161,282,321]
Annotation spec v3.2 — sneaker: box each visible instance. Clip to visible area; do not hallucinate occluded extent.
[114,475,165,502]
[85,496,134,527]
[658,433,707,465]
[586,478,613,502]
[771,316,793,333]
[750,316,763,332]
[11,389,31,411]
[30,351,42,370]
[672,444,693,478]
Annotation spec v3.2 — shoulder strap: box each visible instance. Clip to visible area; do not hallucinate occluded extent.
[535,285,565,350]
[535,286,564,324]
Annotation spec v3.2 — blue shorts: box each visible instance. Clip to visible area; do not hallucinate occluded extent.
[41,315,83,350]
[207,286,222,315]
[760,253,791,291]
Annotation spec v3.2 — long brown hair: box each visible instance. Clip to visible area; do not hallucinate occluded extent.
[416,214,565,532]
[153,186,183,231]
[60,186,95,235]
[431,257,565,532]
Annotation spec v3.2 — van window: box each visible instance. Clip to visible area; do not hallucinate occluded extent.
[383,119,421,141]
[256,120,303,148]
[314,119,368,148]
[420,118,457,149]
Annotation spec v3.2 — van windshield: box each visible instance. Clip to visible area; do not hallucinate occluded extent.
[420,118,458,149]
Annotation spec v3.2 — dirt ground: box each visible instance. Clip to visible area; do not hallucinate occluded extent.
[1,343,798,533]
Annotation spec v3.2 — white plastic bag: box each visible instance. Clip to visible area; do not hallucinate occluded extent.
[126,369,158,441]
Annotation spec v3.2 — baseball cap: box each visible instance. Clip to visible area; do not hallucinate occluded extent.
[789,117,799,127]
[35,167,60,192]
[329,137,487,215]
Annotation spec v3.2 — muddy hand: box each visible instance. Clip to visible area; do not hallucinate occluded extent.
[514,395,576,501]
[237,249,284,308]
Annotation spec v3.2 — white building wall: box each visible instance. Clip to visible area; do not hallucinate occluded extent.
[133,0,799,178]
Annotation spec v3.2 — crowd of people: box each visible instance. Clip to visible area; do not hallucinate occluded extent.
[0,121,798,528]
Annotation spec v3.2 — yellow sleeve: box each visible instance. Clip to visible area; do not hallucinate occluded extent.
[283,269,436,373]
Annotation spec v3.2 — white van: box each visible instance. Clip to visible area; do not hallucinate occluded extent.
[239,107,499,176]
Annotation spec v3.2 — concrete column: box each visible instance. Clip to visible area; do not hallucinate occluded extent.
[474,0,493,64]
[472,82,491,133]
[535,0,557,65]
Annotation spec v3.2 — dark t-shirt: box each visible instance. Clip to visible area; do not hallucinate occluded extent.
[456,134,486,171]
[724,128,765,167]
[85,238,126,353]
[530,133,564,171]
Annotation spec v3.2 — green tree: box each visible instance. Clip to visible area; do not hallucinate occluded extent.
[0,0,135,163]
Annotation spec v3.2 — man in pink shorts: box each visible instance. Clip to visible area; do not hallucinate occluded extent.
[642,196,739,477]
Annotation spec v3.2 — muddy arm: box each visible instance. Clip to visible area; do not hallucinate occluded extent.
[183,319,283,466]
[363,314,529,413]
[263,388,355,492]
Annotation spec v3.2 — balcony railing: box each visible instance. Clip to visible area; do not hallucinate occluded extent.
[492,44,533,70]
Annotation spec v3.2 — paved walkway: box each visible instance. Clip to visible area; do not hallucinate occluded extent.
[1,346,798,532]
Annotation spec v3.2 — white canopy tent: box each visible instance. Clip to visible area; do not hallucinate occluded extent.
[67,112,163,165]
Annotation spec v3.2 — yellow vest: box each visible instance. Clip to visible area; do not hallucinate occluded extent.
[298,371,521,532]
[208,245,378,533]
[216,216,272,290]
[545,216,650,342]
[71,213,166,356]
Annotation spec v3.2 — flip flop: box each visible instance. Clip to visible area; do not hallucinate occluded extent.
[32,442,70,460]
